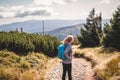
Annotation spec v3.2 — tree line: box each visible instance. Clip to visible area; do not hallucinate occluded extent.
[77,6,120,51]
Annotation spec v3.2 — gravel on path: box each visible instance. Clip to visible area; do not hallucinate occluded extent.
[45,58,95,80]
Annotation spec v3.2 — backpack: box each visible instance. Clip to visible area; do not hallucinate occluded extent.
[58,44,67,60]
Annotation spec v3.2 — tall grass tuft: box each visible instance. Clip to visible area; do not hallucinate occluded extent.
[95,56,120,80]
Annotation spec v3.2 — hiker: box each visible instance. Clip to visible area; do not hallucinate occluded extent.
[61,35,74,80]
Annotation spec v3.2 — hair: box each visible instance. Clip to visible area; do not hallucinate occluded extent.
[62,35,74,44]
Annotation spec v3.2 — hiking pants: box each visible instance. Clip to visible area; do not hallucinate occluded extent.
[62,63,72,80]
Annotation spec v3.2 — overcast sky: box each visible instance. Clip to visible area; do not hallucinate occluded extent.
[0,0,119,24]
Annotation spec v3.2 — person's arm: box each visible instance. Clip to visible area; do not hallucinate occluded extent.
[64,45,71,60]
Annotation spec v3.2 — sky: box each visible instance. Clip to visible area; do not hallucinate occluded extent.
[0,0,119,24]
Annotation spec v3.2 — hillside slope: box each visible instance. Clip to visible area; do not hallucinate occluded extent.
[43,24,83,40]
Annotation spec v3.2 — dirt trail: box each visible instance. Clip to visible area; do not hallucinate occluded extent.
[45,45,95,80]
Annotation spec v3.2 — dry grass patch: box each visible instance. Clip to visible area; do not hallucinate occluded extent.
[95,56,120,80]
[0,50,49,80]
[0,67,22,80]
[73,45,120,80]
[73,46,119,68]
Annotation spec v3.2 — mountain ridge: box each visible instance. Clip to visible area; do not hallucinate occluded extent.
[0,19,84,33]
[42,24,83,40]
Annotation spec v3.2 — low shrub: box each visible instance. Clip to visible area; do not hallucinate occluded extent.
[0,31,60,57]
[21,61,30,69]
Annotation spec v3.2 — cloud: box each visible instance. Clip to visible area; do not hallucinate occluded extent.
[0,5,56,18]
[0,15,3,18]
[0,6,24,18]
[0,6,23,12]
[15,8,51,17]
[63,0,77,3]
[34,0,66,6]
[0,0,79,19]
[100,0,111,4]
[33,0,78,6]
[34,0,52,6]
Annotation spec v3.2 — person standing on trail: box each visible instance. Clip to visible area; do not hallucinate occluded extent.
[62,35,74,80]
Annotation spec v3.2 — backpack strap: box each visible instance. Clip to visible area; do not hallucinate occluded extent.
[64,43,69,50]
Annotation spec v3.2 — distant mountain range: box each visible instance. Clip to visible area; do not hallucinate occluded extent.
[0,19,84,33]
[0,19,109,40]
